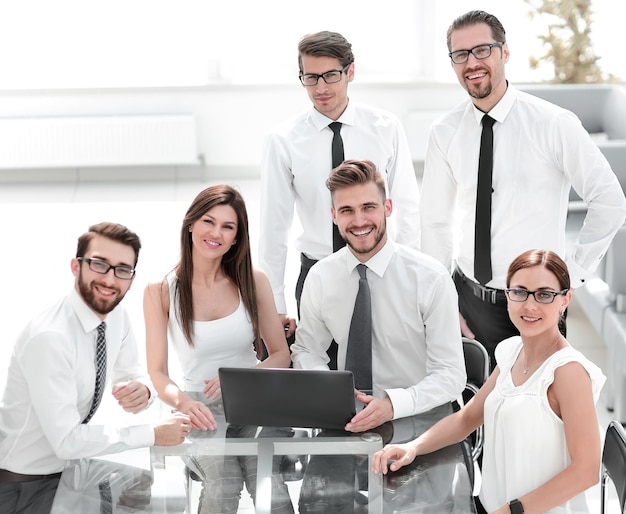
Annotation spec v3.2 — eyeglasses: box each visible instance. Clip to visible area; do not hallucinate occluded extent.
[299,64,350,86]
[448,42,503,64]
[505,288,569,304]
[78,257,136,280]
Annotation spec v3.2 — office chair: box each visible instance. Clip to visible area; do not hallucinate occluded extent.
[462,337,490,463]
[601,420,626,514]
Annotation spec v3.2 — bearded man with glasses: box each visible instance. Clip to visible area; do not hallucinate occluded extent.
[259,31,420,366]
[420,9,626,372]
[0,222,190,514]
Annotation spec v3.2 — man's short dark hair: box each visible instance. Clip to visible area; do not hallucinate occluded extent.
[326,159,386,202]
[76,222,141,266]
[298,31,355,74]
[446,10,506,51]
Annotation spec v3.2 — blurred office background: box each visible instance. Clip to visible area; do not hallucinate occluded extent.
[0,1,624,509]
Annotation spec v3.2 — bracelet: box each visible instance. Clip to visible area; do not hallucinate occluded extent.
[509,499,524,514]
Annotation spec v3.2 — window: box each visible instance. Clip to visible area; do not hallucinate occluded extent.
[0,0,621,90]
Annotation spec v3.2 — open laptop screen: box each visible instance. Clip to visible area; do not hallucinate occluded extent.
[218,367,356,430]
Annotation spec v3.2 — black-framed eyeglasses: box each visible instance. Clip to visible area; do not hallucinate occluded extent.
[448,42,503,64]
[505,288,569,304]
[78,257,136,280]
[299,64,350,86]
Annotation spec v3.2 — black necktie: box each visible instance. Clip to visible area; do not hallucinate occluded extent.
[83,321,107,424]
[474,114,496,285]
[345,264,372,392]
[329,122,346,252]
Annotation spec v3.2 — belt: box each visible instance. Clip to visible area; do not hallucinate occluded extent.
[0,469,63,483]
[300,253,318,270]
[454,268,506,305]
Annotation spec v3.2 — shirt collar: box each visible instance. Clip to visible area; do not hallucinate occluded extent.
[68,286,106,334]
[344,237,395,279]
[310,99,355,132]
[472,83,518,125]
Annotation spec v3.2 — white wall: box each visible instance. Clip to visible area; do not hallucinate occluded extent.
[0,82,467,181]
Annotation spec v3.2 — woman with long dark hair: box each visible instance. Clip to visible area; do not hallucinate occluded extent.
[144,185,292,513]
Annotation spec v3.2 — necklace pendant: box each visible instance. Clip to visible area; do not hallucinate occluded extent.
[522,369,528,374]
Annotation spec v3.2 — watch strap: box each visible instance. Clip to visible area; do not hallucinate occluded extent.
[509,499,524,514]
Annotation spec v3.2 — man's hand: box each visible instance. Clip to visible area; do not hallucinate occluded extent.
[279,313,296,338]
[153,414,191,446]
[112,381,150,413]
[344,390,394,433]
[459,313,475,340]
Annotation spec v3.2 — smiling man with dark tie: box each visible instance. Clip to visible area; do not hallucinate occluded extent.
[291,159,465,513]
[0,222,189,514]
[421,10,626,368]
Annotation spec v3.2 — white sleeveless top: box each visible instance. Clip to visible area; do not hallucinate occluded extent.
[480,336,605,513]
[166,272,259,392]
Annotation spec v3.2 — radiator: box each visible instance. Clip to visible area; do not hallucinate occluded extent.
[0,114,200,169]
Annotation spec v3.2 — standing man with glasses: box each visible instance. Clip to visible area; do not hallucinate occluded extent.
[420,10,626,369]
[259,31,420,358]
[0,222,190,514]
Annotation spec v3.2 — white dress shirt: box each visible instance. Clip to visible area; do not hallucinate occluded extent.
[259,100,421,313]
[421,84,626,289]
[0,287,155,474]
[291,239,466,419]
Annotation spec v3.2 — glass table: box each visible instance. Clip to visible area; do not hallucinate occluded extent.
[51,402,476,513]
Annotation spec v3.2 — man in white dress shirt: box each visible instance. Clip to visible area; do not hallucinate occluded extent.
[259,31,421,350]
[291,160,465,512]
[421,10,626,367]
[0,222,190,514]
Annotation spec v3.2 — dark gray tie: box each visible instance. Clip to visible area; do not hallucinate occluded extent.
[474,114,496,285]
[345,264,372,392]
[83,321,107,424]
[329,122,346,252]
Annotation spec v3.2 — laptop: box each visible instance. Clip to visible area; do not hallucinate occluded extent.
[218,367,357,430]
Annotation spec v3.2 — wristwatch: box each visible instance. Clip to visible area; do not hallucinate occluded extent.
[509,499,524,514]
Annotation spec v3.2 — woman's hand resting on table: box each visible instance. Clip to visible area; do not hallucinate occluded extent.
[203,376,221,401]
[371,442,418,474]
[177,397,217,431]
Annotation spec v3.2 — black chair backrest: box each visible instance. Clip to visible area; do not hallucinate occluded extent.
[462,337,490,389]
[604,420,626,511]
[461,338,490,469]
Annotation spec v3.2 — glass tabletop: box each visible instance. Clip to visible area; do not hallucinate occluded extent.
[51,402,476,513]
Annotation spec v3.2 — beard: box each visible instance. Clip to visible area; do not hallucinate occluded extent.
[342,220,387,256]
[77,269,126,316]
[468,82,493,100]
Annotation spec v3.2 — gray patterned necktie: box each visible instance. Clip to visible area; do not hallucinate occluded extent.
[83,321,107,424]
[345,264,372,392]
[99,478,113,514]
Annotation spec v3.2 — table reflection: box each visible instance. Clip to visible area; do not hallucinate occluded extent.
[51,399,475,513]
[51,458,153,513]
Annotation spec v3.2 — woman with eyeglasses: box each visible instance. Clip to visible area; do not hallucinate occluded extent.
[143,185,293,514]
[373,249,605,514]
